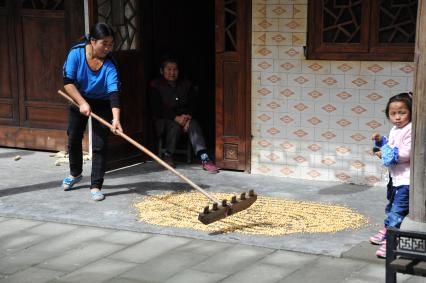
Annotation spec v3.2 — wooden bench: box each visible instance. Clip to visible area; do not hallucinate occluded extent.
[386,227,426,283]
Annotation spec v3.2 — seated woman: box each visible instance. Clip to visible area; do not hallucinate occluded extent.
[149,56,219,173]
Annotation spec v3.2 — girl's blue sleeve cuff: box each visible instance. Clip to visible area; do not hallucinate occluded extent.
[375,136,388,148]
[381,144,399,167]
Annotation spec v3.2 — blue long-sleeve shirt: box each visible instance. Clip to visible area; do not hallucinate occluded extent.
[63,43,120,106]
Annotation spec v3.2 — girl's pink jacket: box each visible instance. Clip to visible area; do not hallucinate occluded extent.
[387,122,411,186]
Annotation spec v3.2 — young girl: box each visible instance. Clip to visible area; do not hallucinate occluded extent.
[370,92,412,258]
[61,23,122,201]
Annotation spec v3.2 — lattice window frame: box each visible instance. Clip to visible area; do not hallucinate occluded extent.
[96,0,139,51]
[224,0,237,52]
[21,0,64,10]
[307,0,417,61]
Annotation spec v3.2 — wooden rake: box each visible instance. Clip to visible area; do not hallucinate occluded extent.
[58,90,257,225]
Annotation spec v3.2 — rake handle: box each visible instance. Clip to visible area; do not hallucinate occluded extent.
[58,89,219,203]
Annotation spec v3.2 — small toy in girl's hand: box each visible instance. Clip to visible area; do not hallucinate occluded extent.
[372,147,380,153]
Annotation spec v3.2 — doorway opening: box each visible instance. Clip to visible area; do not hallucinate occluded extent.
[143,0,216,161]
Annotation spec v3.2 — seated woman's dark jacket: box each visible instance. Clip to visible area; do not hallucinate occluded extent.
[149,77,197,120]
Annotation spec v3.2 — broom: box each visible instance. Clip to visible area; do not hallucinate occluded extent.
[58,89,257,224]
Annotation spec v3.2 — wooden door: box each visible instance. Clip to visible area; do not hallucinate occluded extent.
[0,0,84,149]
[215,0,251,171]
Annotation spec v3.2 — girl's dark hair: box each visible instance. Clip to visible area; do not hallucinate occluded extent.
[88,22,115,41]
[385,92,413,120]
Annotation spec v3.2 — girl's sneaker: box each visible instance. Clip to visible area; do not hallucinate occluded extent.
[369,228,387,245]
[376,240,387,258]
[62,175,83,190]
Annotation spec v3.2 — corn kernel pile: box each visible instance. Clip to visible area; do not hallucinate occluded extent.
[134,191,368,236]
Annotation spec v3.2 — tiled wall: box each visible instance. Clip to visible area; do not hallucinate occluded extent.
[250,0,415,185]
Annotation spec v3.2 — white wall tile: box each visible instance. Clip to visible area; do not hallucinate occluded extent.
[287,73,316,87]
[391,62,415,76]
[274,59,302,73]
[316,74,345,89]
[274,86,302,100]
[330,61,361,75]
[360,61,392,76]
[302,60,331,74]
[278,46,305,59]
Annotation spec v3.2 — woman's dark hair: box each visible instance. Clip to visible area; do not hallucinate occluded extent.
[385,92,413,120]
[89,22,115,41]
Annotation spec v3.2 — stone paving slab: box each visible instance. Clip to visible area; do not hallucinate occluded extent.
[108,234,190,264]
[30,227,110,253]
[277,256,368,283]
[162,269,227,283]
[104,278,143,283]
[37,241,126,272]
[172,239,233,256]
[27,222,78,237]
[0,267,64,283]
[118,251,208,282]
[0,218,41,238]
[0,232,48,256]
[101,230,151,245]
[192,244,274,275]
[49,259,138,283]
[220,262,294,283]
[0,248,58,275]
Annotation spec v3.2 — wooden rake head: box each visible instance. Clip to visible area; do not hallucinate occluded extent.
[198,190,257,225]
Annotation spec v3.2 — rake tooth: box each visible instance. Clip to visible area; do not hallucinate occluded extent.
[231,195,237,203]
[212,202,219,210]
[203,206,209,214]
[249,189,254,197]
[222,199,228,207]
[240,192,246,200]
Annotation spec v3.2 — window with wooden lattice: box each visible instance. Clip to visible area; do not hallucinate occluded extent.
[21,0,64,10]
[306,0,417,61]
[96,0,139,51]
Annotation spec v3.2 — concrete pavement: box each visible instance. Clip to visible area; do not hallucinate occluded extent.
[0,217,423,283]
[0,147,424,282]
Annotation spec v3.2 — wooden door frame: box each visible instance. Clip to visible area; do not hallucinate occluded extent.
[244,2,252,173]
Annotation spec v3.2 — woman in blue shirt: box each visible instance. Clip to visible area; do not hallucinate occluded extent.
[62,23,122,201]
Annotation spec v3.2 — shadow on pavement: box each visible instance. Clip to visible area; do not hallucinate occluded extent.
[0,179,210,198]
[318,184,372,195]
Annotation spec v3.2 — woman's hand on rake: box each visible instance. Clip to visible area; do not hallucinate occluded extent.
[111,119,123,135]
[79,102,91,116]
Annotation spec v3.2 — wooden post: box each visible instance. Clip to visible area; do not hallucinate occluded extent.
[410,0,426,223]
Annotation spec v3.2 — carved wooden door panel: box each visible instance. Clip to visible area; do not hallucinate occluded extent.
[16,0,69,129]
[215,0,251,171]
[0,0,84,150]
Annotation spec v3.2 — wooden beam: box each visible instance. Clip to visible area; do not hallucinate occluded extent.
[410,0,426,223]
